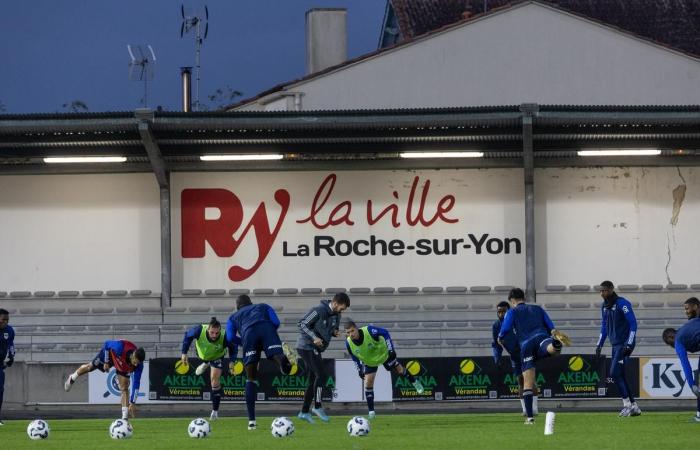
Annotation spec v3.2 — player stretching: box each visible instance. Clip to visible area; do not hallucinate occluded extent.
[0,308,15,426]
[492,301,536,416]
[181,317,237,421]
[65,340,145,420]
[296,293,350,424]
[594,280,640,417]
[498,288,570,425]
[226,294,297,430]
[344,319,424,420]
[662,318,700,422]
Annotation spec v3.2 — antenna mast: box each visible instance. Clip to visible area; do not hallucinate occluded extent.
[181,4,209,111]
[127,45,156,107]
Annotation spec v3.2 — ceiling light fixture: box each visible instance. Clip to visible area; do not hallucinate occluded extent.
[399,151,484,158]
[43,156,127,163]
[200,154,284,161]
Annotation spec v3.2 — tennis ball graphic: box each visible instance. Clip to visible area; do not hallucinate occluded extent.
[174,360,190,375]
[232,360,244,375]
[568,355,584,371]
[405,360,421,376]
[460,359,476,374]
[289,363,299,376]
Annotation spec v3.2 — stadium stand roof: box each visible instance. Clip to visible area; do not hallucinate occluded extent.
[1,106,700,174]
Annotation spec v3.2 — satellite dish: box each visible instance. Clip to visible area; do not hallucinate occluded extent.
[127,44,156,107]
[180,3,209,111]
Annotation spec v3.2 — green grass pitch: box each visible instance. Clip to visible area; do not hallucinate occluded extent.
[1,412,697,449]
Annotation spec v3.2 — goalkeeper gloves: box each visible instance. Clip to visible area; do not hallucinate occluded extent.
[622,346,634,357]
[594,346,602,362]
[551,329,572,346]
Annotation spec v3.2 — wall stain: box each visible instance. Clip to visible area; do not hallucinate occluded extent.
[670,167,687,226]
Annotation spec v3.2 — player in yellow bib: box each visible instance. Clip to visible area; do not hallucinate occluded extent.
[344,319,424,419]
[181,317,237,420]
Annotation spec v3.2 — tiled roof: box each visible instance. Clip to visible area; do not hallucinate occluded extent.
[388,0,700,57]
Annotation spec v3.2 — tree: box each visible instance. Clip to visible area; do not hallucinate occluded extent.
[201,86,243,111]
[62,100,89,113]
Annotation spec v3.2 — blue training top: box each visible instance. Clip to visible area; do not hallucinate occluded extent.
[596,296,637,347]
[674,317,700,387]
[492,318,519,363]
[498,303,555,347]
[226,303,280,342]
[0,324,15,362]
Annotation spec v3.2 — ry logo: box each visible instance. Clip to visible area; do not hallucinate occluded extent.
[181,188,290,281]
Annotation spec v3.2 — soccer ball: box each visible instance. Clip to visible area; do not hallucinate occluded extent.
[27,419,50,440]
[347,416,370,437]
[188,418,211,438]
[270,416,295,438]
[109,419,133,439]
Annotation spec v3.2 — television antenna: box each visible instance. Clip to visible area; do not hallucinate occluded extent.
[180,4,209,111]
[127,45,156,107]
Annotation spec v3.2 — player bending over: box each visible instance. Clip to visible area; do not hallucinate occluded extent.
[344,319,424,420]
[181,316,237,420]
[65,339,145,420]
[663,318,700,422]
[492,301,537,416]
[594,280,640,417]
[226,294,297,431]
[498,288,570,425]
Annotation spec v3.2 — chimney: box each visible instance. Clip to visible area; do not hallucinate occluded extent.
[180,67,192,112]
[305,8,347,75]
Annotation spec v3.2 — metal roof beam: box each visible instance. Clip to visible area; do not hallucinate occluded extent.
[136,109,168,188]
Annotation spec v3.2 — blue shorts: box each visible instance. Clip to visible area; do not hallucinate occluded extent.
[520,334,553,372]
[362,354,400,374]
[206,357,224,370]
[510,352,522,375]
[241,322,283,366]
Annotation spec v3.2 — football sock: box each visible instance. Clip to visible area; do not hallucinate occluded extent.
[212,387,222,411]
[523,389,534,419]
[315,386,322,410]
[121,406,128,420]
[622,397,631,408]
[245,380,258,421]
[365,388,375,412]
[70,372,78,382]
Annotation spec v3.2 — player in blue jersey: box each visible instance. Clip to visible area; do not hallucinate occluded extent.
[498,288,570,425]
[594,280,640,417]
[65,339,145,420]
[683,297,699,320]
[662,318,700,422]
[226,294,297,431]
[180,316,237,421]
[0,309,15,426]
[492,301,534,416]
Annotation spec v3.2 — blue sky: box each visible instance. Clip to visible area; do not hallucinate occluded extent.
[0,1,386,113]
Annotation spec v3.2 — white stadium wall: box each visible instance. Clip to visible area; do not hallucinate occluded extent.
[0,167,697,292]
[172,167,700,291]
[535,167,700,288]
[0,174,161,291]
